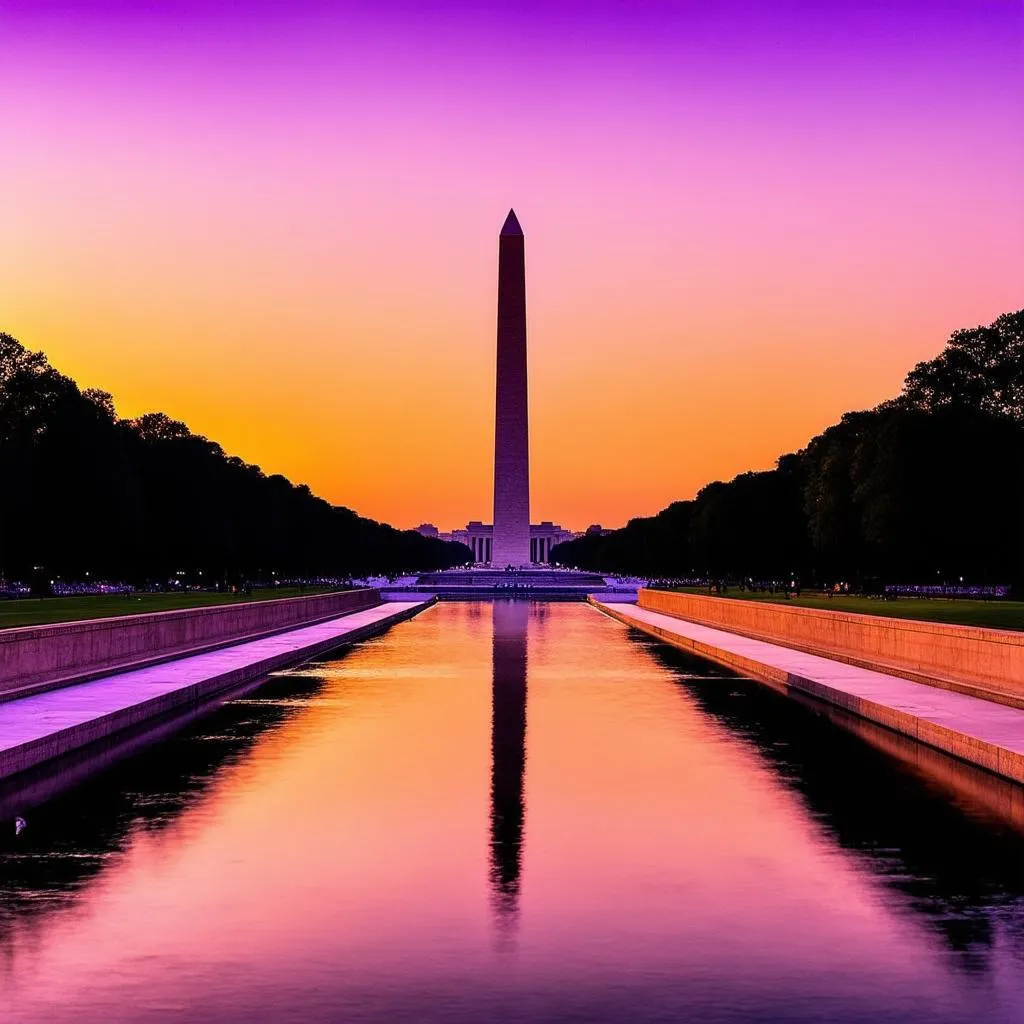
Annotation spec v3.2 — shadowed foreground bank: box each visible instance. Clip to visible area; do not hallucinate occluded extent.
[3,602,1024,1022]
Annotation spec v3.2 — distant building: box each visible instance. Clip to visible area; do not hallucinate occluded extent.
[448,520,579,565]
[585,524,612,536]
[417,517,587,562]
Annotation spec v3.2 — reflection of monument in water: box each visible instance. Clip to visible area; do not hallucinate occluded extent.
[489,600,529,935]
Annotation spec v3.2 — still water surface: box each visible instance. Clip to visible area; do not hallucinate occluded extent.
[3,601,1024,1022]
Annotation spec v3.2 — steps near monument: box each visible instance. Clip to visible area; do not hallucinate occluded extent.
[380,569,642,601]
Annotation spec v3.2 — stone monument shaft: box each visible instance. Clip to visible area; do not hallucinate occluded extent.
[491,209,531,566]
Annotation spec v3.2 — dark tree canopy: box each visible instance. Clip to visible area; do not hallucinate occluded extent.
[0,333,470,583]
[554,309,1024,586]
[899,310,1024,421]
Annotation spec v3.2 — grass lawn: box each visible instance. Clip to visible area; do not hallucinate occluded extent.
[667,588,1024,632]
[0,587,337,630]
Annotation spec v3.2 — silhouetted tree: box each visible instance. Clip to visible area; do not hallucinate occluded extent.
[899,310,1024,421]
[555,310,1024,587]
[0,332,470,583]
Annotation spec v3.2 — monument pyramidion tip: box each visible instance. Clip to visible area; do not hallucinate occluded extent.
[500,209,523,236]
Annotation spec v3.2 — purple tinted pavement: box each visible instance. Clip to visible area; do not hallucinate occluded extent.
[594,600,1024,785]
[0,601,429,781]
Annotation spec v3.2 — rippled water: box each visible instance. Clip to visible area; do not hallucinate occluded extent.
[3,601,1024,1022]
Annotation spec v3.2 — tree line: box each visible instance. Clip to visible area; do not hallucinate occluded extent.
[0,333,471,586]
[553,310,1024,587]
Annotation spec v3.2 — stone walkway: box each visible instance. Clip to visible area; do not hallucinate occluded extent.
[0,601,428,781]
[593,600,1024,785]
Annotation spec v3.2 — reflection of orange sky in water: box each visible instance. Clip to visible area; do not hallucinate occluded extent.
[1,603,995,1020]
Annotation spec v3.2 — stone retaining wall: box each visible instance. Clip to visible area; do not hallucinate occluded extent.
[0,589,379,700]
[638,590,1024,699]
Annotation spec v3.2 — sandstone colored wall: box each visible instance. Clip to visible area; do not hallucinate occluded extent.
[0,589,379,699]
[638,589,1024,699]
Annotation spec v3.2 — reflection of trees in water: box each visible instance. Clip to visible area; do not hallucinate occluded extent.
[489,601,529,941]
[0,669,326,962]
[640,636,1024,971]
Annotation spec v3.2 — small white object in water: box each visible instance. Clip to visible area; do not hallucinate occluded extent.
[14,816,26,836]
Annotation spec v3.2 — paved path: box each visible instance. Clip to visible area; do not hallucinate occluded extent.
[0,601,429,781]
[593,600,1024,785]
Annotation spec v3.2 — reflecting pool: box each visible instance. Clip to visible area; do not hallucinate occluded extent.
[3,601,1024,1022]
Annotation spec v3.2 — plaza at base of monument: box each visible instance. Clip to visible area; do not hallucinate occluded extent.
[381,567,643,601]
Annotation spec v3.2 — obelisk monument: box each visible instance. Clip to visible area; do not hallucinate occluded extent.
[491,209,531,566]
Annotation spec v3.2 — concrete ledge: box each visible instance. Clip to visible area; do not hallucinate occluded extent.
[0,599,432,782]
[593,598,1024,787]
[0,672,272,820]
[0,589,380,701]
[639,589,1024,707]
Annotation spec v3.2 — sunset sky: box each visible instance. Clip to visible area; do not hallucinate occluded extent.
[2,1,1021,531]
